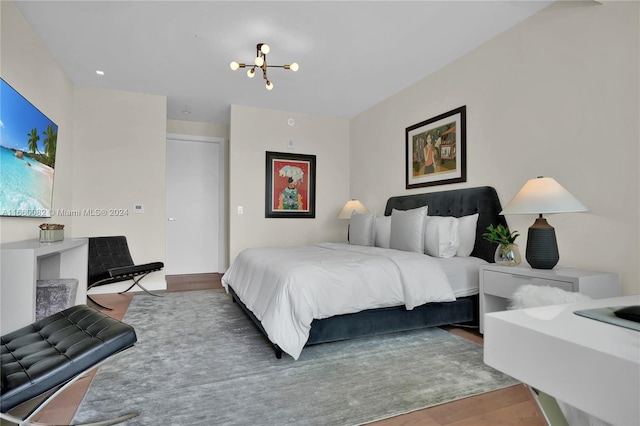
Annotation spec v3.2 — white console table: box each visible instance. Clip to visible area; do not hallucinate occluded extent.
[1,238,88,334]
[484,295,640,426]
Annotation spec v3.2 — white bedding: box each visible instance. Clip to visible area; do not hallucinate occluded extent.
[436,256,487,297]
[222,242,463,359]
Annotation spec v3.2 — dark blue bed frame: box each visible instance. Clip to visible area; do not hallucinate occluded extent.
[230,186,508,358]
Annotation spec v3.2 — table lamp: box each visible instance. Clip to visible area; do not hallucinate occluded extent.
[337,199,369,219]
[500,176,588,269]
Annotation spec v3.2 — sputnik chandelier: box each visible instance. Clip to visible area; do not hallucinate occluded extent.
[230,43,299,90]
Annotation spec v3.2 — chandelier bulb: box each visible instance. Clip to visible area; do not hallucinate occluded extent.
[230,61,239,71]
[260,43,270,55]
[255,56,264,67]
[266,81,274,90]
[247,68,255,78]
[288,62,299,72]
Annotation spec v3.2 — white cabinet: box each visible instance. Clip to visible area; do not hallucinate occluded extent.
[479,264,620,333]
[1,238,88,334]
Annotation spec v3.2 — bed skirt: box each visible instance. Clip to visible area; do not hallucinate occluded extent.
[228,285,478,358]
[307,295,478,345]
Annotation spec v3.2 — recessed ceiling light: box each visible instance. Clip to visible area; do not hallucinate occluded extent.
[182,110,191,115]
[96,70,105,75]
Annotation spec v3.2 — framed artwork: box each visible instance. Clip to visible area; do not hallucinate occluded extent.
[406,105,467,189]
[265,151,316,218]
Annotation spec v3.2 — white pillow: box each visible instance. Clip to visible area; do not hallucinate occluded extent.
[456,213,479,257]
[349,211,376,246]
[374,215,391,248]
[390,206,428,253]
[424,216,460,258]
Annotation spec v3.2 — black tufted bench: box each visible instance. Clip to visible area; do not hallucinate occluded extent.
[1,304,137,425]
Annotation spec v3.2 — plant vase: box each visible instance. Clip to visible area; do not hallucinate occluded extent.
[494,243,521,266]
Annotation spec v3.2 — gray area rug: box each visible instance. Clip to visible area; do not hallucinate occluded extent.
[73,290,518,425]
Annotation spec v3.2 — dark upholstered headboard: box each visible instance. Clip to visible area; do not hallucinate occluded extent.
[384,186,508,263]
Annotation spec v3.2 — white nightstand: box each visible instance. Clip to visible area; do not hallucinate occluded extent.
[479,264,620,334]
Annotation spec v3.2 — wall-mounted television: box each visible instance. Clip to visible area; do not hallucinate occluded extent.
[0,78,58,217]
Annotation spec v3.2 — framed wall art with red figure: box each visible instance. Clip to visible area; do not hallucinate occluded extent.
[265,151,316,218]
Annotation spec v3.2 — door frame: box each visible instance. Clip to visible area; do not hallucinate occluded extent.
[166,133,226,273]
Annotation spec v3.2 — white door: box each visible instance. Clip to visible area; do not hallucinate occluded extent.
[166,136,224,275]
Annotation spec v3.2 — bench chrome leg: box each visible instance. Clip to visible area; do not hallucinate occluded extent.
[87,294,114,311]
[118,275,163,297]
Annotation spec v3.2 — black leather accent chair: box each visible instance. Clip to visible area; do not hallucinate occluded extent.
[1,305,138,425]
[88,236,164,310]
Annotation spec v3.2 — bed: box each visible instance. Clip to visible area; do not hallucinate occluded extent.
[222,186,507,359]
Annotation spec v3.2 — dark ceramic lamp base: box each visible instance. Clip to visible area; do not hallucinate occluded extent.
[526,216,559,269]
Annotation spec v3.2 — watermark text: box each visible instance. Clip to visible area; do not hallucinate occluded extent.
[51,208,129,217]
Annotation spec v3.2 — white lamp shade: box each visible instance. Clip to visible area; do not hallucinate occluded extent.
[501,177,588,215]
[337,199,369,219]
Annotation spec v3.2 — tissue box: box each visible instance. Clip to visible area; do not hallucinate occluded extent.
[40,229,64,243]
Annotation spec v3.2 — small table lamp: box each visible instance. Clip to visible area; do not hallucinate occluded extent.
[500,177,588,269]
[337,199,369,219]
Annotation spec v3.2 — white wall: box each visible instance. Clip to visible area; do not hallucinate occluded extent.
[72,86,167,292]
[350,1,639,295]
[228,105,350,263]
[2,0,168,292]
[0,0,75,242]
[167,119,228,141]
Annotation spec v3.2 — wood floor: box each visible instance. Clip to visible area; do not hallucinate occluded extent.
[28,274,546,426]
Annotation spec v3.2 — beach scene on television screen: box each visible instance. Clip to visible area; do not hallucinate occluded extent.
[0,79,57,217]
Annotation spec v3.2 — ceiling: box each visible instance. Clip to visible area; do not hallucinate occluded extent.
[15,1,553,125]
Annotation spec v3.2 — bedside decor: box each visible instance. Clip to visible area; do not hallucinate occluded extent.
[500,176,588,269]
[337,199,369,219]
[406,106,466,189]
[482,224,521,266]
[38,223,64,243]
[265,151,316,218]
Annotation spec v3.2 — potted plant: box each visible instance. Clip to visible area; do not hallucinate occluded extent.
[483,224,521,266]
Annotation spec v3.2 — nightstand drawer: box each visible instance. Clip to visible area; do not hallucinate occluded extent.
[483,270,574,299]
[479,264,620,334]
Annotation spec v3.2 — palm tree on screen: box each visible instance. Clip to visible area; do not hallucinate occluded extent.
[42,124,57,168]
[27,128,40,154]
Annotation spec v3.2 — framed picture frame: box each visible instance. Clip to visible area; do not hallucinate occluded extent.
[265,151,316,218]
[406,105,467,189]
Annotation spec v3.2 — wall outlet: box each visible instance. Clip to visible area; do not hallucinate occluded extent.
[237,206,244,215]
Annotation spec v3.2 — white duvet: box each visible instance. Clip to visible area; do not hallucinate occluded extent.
[221,242,456,359]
